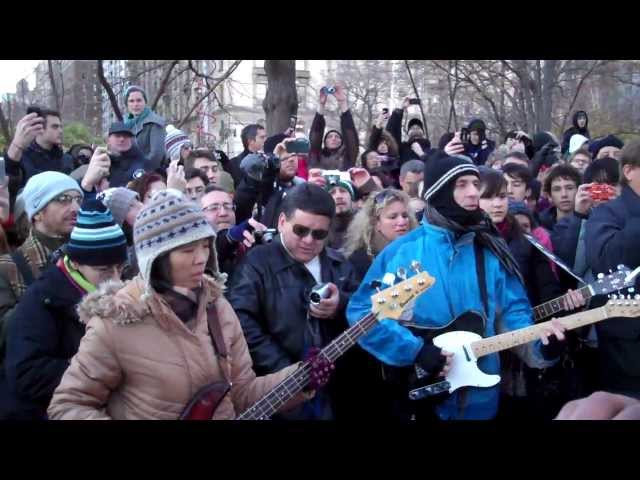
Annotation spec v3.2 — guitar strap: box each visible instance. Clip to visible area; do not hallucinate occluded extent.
[473,241,489,319]
[206,302,228,359]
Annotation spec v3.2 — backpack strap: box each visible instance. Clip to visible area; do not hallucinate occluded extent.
[11,250,35,288]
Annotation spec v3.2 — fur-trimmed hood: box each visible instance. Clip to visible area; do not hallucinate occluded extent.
[77,274,224,326]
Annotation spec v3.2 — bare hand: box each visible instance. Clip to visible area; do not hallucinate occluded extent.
[563,288,586,312]
[242,218,267,248]
[539,318,566,345]
[309,282,340,319]
[444,132,466,156]
[574,183,594,216]
[411,141,425,157]
[274,138,296,159]
[439,350,455,377]
[319,87,328,106]
[348,167,371,188]
[0,178,9,223]
[308,169,327,188]
[401,96,411,110]
[11,113,44,150]
[556,391,640,420]
[333,83,347,104]
[166,159,187,192]
[82,147,111,191]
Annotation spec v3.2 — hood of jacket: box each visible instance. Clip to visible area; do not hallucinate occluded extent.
[140,110,166,128]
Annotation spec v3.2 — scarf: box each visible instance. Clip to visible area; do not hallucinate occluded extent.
[124,106,151,131]
[57,256,96,295]
[424,203,525,286]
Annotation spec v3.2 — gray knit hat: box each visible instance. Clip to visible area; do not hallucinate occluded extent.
[133,189,219,297]
[97,187,140,226]
[22,171,83,221]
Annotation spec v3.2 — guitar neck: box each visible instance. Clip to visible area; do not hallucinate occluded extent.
[472,306,607,359]
[236,311,380,420]
[533,285,592,322]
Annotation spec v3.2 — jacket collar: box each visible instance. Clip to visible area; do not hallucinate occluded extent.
[269,236,341,275]
[28,140,63,158]
[620,185,640,215]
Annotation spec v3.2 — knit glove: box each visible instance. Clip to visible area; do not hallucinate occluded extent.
[416,342,446,376]
[540,334,567,361]
[227,220,251,243]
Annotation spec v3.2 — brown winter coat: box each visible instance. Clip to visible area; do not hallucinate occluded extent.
[47,275,302,420]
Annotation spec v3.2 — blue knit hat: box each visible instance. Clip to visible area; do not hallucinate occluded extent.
[67,199,128,266]
[22,171,83,221]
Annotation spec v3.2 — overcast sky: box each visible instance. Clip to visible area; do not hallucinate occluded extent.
[0,60,41,96]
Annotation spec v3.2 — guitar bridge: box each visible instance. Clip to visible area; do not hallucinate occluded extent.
[408,381,451,401]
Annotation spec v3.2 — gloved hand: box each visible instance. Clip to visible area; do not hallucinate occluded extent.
[227,220,251,243]
[303,347,335,392]
[540,334,567,360]
[240,153,278,182]
[532,142,559,177]
[416,342,446,376]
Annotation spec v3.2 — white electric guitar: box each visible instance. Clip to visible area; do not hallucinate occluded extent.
[409,293,640,400]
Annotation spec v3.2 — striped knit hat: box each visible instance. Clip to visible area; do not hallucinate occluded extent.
[165,125,191,162]
[134,189,217,297]
[66,199,128,266]
[421,150,479,201]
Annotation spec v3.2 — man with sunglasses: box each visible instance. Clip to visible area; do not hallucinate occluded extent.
[0,172,83,392]
[227,183,359,419]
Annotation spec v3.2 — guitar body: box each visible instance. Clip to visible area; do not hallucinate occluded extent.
[432,330,501,392]
[179,381,231,420]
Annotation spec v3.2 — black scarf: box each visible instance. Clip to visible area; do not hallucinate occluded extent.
[424,203,525,286]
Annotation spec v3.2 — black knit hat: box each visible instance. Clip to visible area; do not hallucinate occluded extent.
[422,150,480,201]
[67,199,128,267]
[467,118,487,132]
[589,135,624,158]
[407,117,424,132]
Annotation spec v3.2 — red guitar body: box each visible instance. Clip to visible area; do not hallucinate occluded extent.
[179,382,231,420]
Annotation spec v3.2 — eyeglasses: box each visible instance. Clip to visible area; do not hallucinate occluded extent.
[292,224,329,240]
[53,193,83,205]
[202,202,235,213]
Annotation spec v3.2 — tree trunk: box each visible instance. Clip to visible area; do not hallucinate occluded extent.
[263,60,298,136]
[47,60,61,111]
[151,60,180,110]
[540,60,556,132]
[97,60,123,121]
[0,102,12,143]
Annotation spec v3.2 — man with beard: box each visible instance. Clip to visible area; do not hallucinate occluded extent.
[324,176,356,251]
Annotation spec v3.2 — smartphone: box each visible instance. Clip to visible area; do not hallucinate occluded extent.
[285,138,310,154]
[26,106,43,118]
[289,115,297,130]
[460,128,470,143]
[0,157,5,184]
[408,98,421,105]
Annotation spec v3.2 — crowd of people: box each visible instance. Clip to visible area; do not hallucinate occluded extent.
[0,81,638,421]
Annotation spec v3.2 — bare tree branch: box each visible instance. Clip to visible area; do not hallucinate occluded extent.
[150,60,180,110]
[97,60,123,121]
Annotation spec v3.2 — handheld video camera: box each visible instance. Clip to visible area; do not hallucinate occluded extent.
[240,152,281,182]
[321,86,336,95]
[253,228,278,245]
[586,183,616,202]
[285,138,310,154]
[309,283,331,305]
[460,128,471,144]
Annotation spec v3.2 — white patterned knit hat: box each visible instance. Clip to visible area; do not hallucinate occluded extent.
[165,125,191,162]
[133,189,217,297]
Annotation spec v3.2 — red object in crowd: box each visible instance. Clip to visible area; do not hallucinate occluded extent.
[296,155,308,180]
[2,213,14,231]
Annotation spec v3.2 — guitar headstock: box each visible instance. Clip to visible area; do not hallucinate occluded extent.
[604,294,640,318]
[370,262,435,320]
[591,265,639,296]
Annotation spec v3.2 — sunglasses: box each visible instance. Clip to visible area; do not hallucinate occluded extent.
[292,224,329,241]
[374,189,400,204]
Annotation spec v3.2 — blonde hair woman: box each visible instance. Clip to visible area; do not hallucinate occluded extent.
[344,188,417,281]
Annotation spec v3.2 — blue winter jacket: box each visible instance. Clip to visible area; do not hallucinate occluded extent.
[346,221,553,419]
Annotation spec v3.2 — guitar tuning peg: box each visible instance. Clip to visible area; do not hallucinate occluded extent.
[611,294,618,300]
[628,287,635,294]
[597,273,605,281]
[609,269,613,274]
[617,264,625,271]
[410,260,422,273]
[635,294,640,300]
[370,280,383,293]
[396,267,407,281]
[382,272,396,286]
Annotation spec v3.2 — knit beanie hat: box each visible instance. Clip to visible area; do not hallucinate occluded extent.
[124,85,147,103]
[422,150,479,202]
[569,134,589,154]
[407,117,424,132]
[22,171,83,221]
[216,171,235,194]
[66,199,128,267]
[325,177,355,200]
[323,129,342,149]
[97,187,140,226]
[165,125,191,161]
[467,118,487,132]
[589,134,624,158]
[134,189,217,297]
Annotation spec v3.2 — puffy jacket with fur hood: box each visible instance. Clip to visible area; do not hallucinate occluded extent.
[47,275,302,420]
